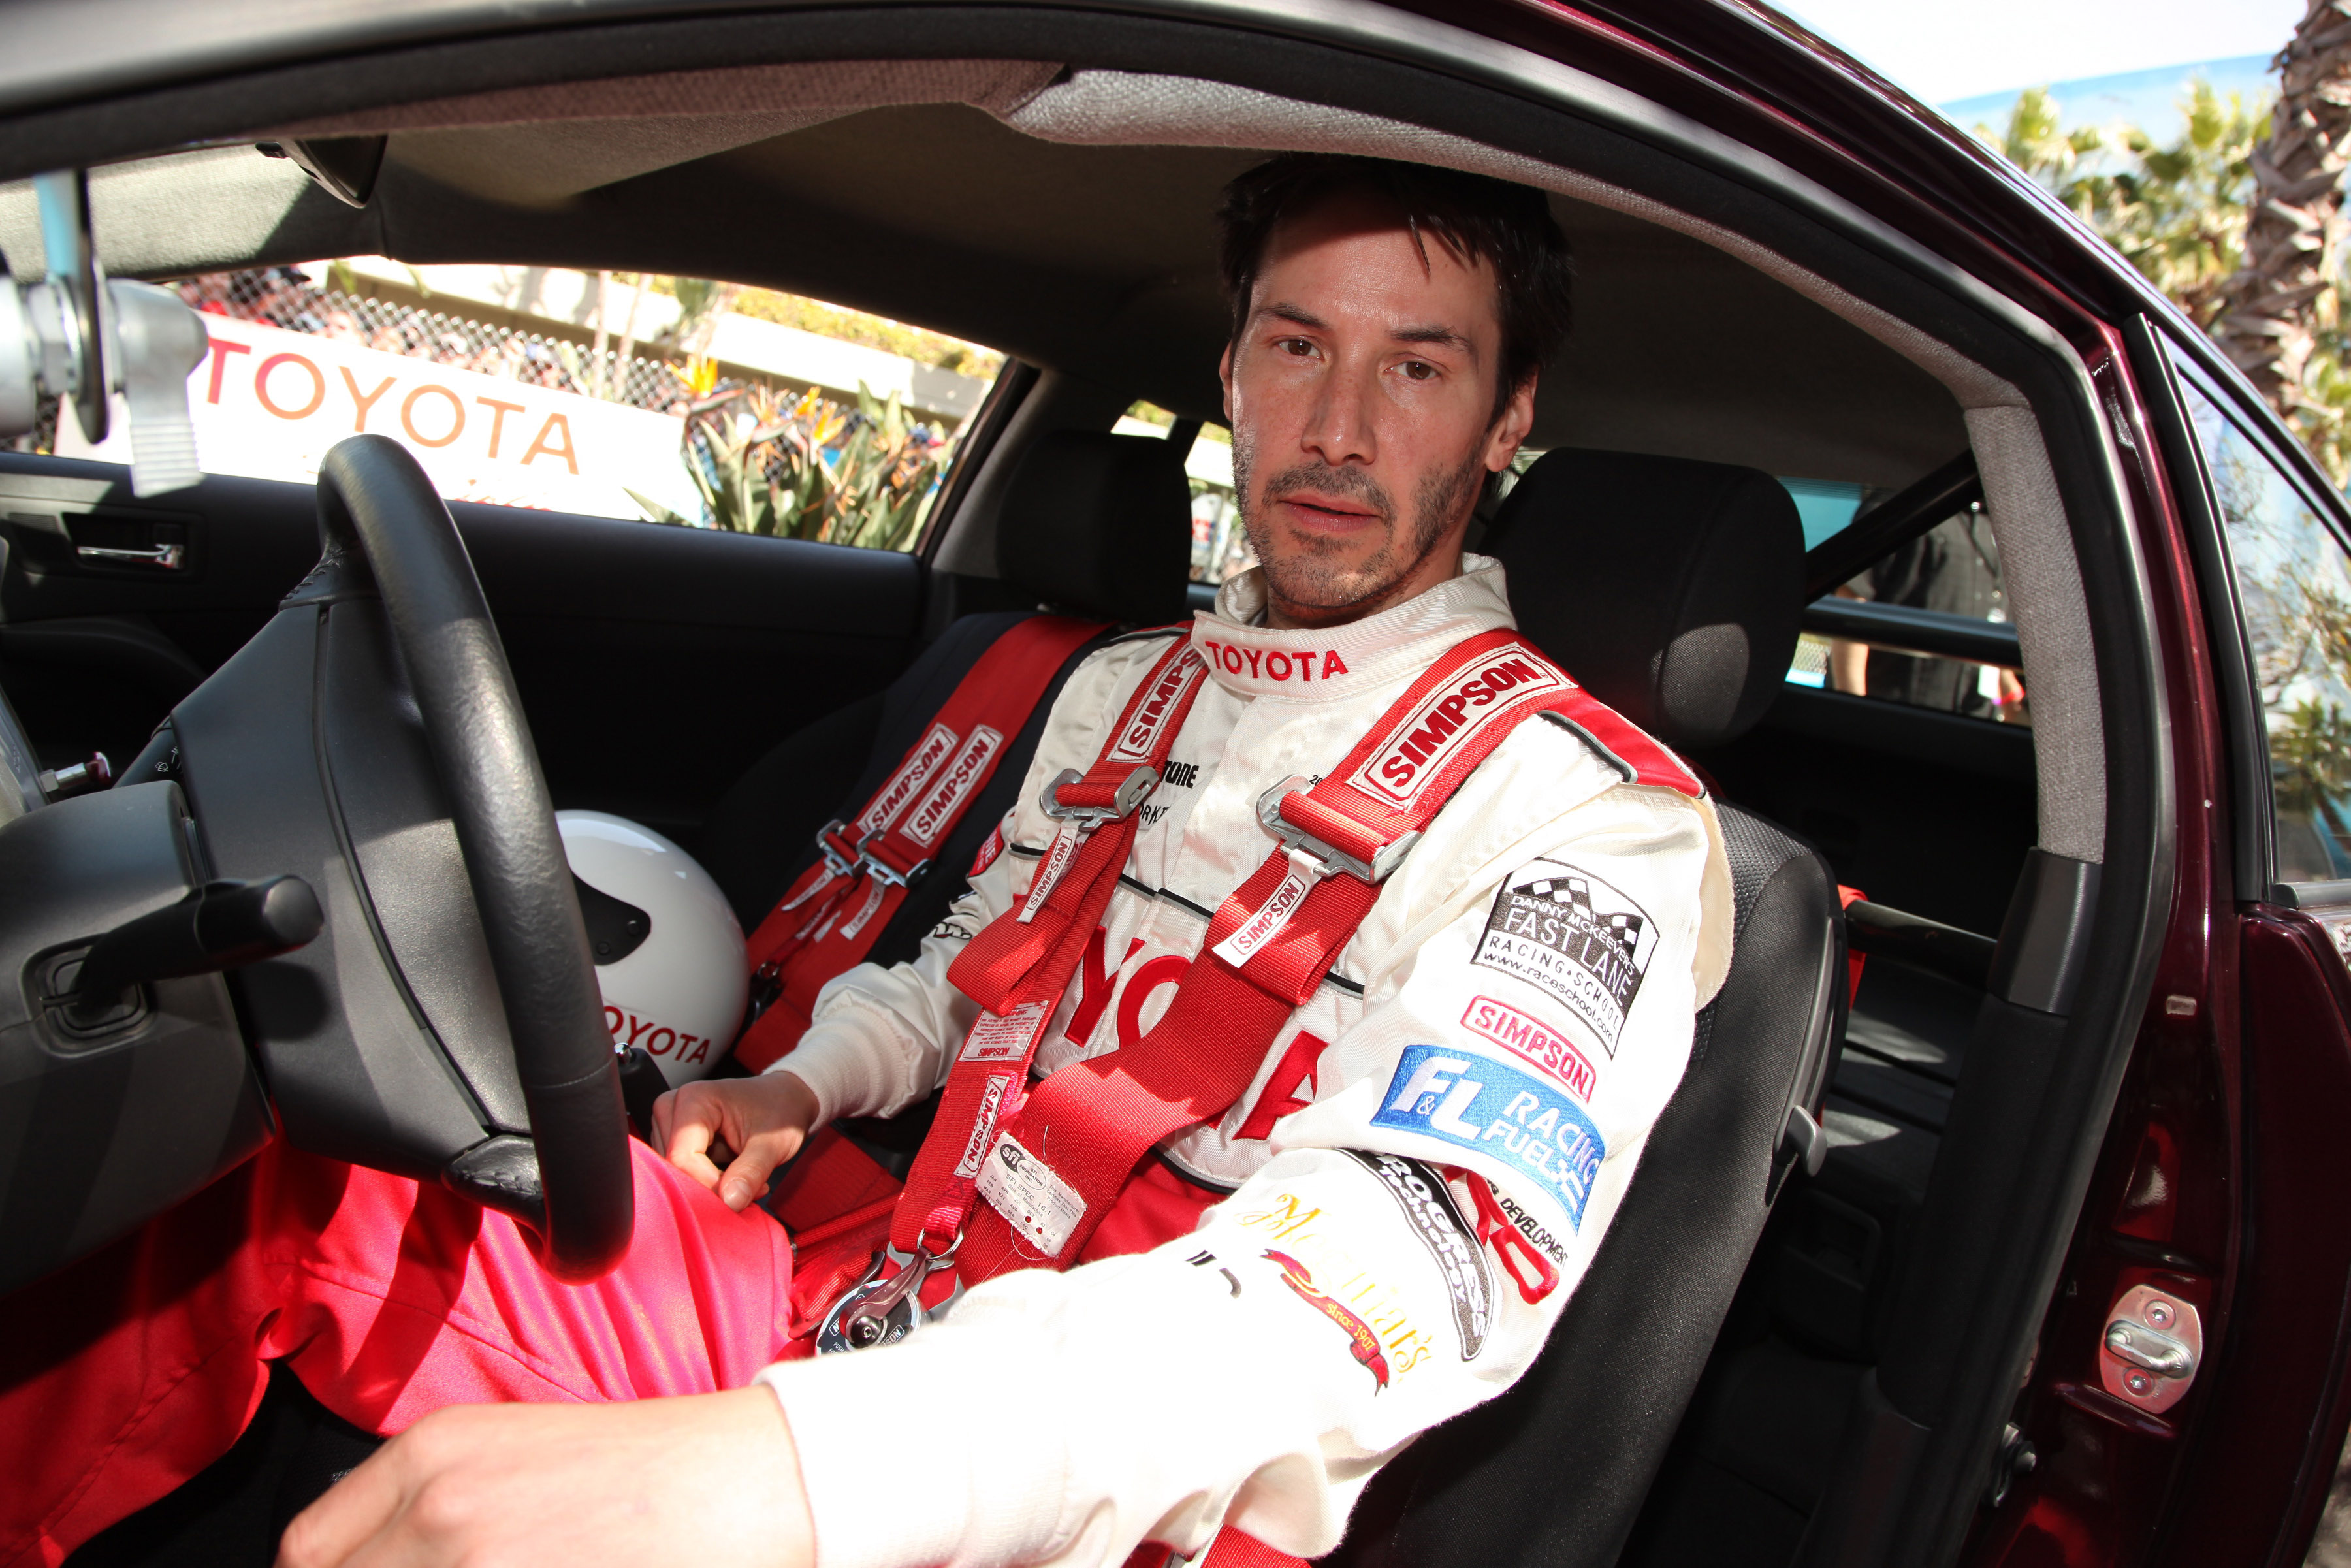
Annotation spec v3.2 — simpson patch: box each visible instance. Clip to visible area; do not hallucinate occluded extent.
[1472,860,1657,1055]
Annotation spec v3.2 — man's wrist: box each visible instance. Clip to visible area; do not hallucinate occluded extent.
[767,1029,890,1126]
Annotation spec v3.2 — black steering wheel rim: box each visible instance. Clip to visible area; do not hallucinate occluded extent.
[316,434,632,1281]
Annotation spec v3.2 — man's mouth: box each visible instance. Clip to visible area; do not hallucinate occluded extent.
[1273,491,1383,526]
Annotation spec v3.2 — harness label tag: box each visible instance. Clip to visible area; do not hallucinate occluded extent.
[1019,820,1087,923]
[1349,647,1567,808]
[959,1001,1048,1063]
[905,725,1002,847]
[954,1074,1016,1177]
[1108,651,1204,763]
[978,1131,1085,1255]
[1211,850,1319,970]
[839,880,889,942]
[863,722,959,833]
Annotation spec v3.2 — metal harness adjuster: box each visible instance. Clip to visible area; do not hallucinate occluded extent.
[1253,776,1420,885]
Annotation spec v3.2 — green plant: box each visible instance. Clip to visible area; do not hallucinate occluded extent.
[1985,82,2268,331]
[630,376,951,552]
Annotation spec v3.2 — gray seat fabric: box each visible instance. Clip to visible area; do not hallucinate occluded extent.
[1331,449,1841,1567]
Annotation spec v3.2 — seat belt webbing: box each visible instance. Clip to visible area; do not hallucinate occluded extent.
[889,636,1209,1253]
[920,630,1701,1281]
[735,613,1108,1072]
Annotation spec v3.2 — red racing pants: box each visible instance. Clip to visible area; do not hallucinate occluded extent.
[0,1137,794,1568]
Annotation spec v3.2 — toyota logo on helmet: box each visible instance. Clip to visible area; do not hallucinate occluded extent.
[557,810,748,1089]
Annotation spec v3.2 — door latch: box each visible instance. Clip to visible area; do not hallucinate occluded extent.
[76,543,184,570]
[2099,1283,2201,1414]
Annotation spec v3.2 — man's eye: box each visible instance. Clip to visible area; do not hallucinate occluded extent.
[1399,360,1437,381]
[1277,338,1314,357]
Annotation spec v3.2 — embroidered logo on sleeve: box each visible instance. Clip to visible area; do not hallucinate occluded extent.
[1472,860,1657,1055]
[1372,1044,1607,1231]
[1343,1151,1492,1360]
[1264,1249,1391,1391]
[1462,995,1597,1100]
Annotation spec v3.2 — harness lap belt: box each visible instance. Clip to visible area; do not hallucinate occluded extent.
[734,613,1108,1072]
[906,628,1702,1285]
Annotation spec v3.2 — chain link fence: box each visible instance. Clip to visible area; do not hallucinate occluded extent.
[10,267,802,461]
[174,268,700,413]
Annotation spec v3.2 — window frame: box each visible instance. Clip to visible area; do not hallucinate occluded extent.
[2160,328,2351,903]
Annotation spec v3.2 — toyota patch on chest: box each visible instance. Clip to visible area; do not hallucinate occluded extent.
[1472,859,1657,1055]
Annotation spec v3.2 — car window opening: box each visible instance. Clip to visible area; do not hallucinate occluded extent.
[42,261,1000,549]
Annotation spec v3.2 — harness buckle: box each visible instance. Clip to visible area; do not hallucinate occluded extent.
[815,818,864,879]
[1254,776,1420,884]
[857,844,931,889]
[815,1237,964,1354]
[1042,764,1161,824]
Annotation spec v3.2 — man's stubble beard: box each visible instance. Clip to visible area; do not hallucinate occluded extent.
[1234,428,1489,617]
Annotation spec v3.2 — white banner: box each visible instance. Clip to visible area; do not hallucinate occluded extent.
[58,314,702,520]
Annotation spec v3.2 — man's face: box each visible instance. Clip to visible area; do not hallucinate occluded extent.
[1220,189,1537,628]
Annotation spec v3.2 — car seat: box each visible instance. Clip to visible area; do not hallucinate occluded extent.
[1331,449,1845,1568]
[694,428,1194,948]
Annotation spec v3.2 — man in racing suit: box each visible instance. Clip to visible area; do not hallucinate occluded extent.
[317,153,1732,1568]
[5,155,1729,1568]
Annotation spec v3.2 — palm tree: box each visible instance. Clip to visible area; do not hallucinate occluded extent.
[2213,0,2351,429]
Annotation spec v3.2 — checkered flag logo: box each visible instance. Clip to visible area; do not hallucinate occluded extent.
[1514,875,1594,911]
[1602,910,1645,952]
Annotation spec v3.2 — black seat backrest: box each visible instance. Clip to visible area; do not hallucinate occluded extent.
[1335,449,1844,1567]
[694,430,1189,946]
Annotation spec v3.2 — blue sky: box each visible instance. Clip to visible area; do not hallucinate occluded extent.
[1774,0,2302,108]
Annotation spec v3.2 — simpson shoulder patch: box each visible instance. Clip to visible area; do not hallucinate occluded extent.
[1473,859,1658,1056]
[1343,1150,1492,1360]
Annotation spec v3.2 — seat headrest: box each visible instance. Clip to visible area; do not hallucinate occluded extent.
[997,431,1191,626]
[1484,448,1804,750]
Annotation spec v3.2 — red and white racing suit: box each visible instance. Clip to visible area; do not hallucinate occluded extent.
[761,556,1733,1568]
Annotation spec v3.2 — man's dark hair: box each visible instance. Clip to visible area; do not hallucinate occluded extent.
[1215,154,1573,423]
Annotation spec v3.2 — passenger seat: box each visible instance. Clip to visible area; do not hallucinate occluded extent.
[691,428,1193,1012]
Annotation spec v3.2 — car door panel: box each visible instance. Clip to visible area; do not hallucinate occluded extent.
[0,452,926,836]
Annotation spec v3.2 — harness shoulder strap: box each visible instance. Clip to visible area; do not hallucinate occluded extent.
[927,630,1697,1282]
[734,612,1108,1072]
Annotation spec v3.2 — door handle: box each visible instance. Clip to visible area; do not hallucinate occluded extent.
[76,543,184,570]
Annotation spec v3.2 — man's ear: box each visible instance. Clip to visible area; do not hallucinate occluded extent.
[1219,341,1236,425]
[1484,370,1539,472]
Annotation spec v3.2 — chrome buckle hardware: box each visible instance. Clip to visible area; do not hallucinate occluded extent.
[816,1238,963,1354]
[1253,776,1420,884]
[1042,765,1161,824]
[857,843,930,889]
[815,819,863,878]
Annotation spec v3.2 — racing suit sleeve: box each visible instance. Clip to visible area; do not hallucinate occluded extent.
[765,871,1002,1128]
[758,776,1725,1568]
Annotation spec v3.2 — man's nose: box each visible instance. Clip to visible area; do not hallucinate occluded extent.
[1300,362,1379,469]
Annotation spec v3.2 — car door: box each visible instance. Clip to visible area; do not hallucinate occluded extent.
[1976,325,2351,1568]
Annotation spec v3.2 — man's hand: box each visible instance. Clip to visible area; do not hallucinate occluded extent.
[655,1070,821,1211]
[278,1389,814,1568]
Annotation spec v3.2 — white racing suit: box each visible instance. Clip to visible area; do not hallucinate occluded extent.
[756,556,1734,1568]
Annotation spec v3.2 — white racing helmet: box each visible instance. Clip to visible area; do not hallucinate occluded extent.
[557,810,747,1088]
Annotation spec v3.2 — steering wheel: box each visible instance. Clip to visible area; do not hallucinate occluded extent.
[315,436,632,1277]
[152,434,634,1281]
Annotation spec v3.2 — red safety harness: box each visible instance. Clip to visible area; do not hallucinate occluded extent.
[796,627,1700,1568]
[734,614,1107,1072]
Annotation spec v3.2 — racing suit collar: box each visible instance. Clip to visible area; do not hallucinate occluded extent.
[1192,554,1517,702]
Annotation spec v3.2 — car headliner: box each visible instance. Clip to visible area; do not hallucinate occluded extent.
[0,89,1970,490]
